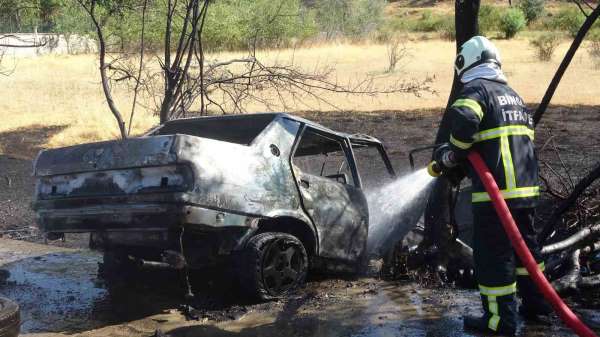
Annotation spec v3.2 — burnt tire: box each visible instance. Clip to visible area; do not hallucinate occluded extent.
[239,232,308,301]
[98,250,148,286]
[99,251,132,279]
[0,297,20,337]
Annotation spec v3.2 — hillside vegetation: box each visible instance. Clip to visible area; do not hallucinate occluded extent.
[1,0,600,50]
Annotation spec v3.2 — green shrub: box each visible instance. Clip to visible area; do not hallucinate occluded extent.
[499,8,526,39]
[0,0,63,33]
[410,9,454,39]
[313,0,386,38]
[345,0,387,37]
[87,4,167,52]
[548,8,585,38]
[379,16,411,36]
[530,32,559,61]
[438,15,455,41]
[519,0,545,24]
[61,0,316,52]
[413,10,443,32]
[203,0,317,51]
[479,4,501,35]
[313,0,350,38]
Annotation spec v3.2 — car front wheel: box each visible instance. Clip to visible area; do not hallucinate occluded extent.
[240,232,308,301]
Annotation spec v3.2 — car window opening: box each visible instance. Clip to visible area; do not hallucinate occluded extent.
[293,129,355,186]
[154,114,277,145]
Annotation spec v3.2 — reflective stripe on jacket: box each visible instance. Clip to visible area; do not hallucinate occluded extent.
[448,78,539,208]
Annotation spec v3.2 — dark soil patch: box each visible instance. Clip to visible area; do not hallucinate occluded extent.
[0,156,36,234]
[0,125,68,160]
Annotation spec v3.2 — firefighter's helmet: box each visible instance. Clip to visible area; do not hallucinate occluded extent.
[454,36,501,77]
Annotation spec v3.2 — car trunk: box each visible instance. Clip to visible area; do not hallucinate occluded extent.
[34,135,178,177]
[32,135,196,233]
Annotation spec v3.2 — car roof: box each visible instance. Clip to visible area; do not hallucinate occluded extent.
[163,113,383,145]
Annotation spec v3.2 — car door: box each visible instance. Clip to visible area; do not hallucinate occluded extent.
[350,140,401,255]
[291,127,368,262]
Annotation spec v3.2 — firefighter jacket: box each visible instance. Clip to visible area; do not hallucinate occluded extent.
[448,78,539,209]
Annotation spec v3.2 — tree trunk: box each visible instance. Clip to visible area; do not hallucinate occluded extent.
[88,4,127,139]
[422,0,480,261]
[533,5,600,126]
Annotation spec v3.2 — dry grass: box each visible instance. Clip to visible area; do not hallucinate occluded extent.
[0,55,158,156]
[1,38,599,157]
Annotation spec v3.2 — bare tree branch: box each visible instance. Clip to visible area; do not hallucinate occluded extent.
[551,249,581,293]
[542,224,600,255]
[540,162,600,244]
[128,0,149,136]
[82,0,433,138]
[77,0,127,139]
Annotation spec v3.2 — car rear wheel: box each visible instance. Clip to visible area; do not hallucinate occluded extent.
[240,232,308,301]
[0,297,19,337]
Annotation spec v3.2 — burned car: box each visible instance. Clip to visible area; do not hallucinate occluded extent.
[32,113,395,299]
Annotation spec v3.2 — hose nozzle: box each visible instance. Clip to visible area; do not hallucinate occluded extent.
[427,161,442,177]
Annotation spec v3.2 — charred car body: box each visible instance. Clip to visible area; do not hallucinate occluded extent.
[33,113,395,298]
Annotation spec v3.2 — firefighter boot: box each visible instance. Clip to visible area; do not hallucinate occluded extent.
[518,276,553,322]
[464,315,516,336]
[464,292,517,336]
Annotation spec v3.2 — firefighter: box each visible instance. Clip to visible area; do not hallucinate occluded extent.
[428,36,552,335]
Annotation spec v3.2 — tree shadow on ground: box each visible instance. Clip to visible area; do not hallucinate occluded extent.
[0,124,68,232]
[0,124,68,159]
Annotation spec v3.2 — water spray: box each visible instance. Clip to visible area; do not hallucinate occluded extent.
[366,168,435,257]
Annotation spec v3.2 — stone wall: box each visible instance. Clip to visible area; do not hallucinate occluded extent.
[0,33,97,57]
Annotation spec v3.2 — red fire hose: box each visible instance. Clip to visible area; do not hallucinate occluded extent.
[467,151,598,337]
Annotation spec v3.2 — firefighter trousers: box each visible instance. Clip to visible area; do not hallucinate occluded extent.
[472,206,546,332]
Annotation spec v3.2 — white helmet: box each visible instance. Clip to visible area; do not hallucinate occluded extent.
[455,36,501,77]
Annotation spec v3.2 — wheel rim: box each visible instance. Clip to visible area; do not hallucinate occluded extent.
[261,238,304,295]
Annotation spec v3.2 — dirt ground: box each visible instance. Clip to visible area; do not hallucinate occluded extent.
[0,106,599,336]
[1,238,598,337]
